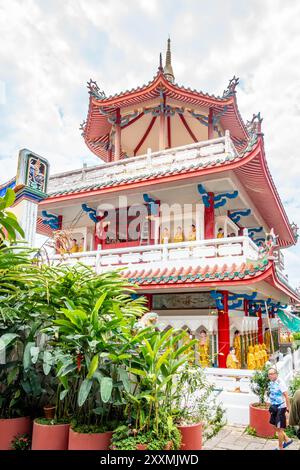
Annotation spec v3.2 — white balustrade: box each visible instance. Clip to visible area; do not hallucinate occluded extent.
[48,133,239,194]
[49,250,98,267]
[49,236,261,274]
[96,236,260,272]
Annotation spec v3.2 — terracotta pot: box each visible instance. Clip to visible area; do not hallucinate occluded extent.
[0,417,32,450]
[31,420,70,450]
[249,403,275,438]
[43,406,56,420]
[68,428,113,450]
[177,422,202,450]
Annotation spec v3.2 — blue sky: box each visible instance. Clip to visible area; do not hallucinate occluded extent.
[0,0,299,287]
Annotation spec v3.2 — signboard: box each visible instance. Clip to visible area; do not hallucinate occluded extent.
[152,292,214,310]
[16,149,49,194]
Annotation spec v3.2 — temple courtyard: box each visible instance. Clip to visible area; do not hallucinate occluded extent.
[203,425,299,450]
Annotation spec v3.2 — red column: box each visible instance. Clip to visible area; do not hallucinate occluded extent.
[257,308,263,344]
[115,108,121,161]
[208,108,214,140]
[218,291,230,368]
[204,192,215,239]
[244,299,249,317]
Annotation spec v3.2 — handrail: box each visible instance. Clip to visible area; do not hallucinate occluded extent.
[48,132,239,191]
[97,236,259,256]
[49,236,260,265]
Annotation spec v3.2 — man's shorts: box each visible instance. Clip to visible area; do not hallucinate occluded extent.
[269,406,287,429]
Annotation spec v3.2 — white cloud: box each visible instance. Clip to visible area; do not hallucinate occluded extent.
[0,0,299,287]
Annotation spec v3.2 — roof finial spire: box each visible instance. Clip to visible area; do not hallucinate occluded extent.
[164,37,175,83]
[158,52,163,72]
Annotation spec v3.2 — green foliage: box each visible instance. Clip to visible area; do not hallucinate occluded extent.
[35,417,70,425]
[43,273,147,427]
[125,327,196,435]
[0,189,24,242]
[293,332,300,341]
[205,404,226,440]
[70,422,113,434]
[110,423,181,450]
[0,244,148,421]
[250,365,270,405]
[172,364,226,440]
[285,426,298,439]
[245,425,257,436]
[10,433,31,450]
[289,373,300,396]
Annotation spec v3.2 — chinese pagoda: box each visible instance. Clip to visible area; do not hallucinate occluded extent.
[15,39,300,368]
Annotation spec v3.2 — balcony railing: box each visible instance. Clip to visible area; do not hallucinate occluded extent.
[96,236,260,271]
[48,131,239,193]
[49,236,260,272]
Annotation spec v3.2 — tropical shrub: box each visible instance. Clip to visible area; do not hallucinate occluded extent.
[289,373,300,396]
[0,189,24,242]
[41,272,148,430]
[0,189,45,418]
[110,418,181,450]
[173,363,226,439]
[250,364,270,405]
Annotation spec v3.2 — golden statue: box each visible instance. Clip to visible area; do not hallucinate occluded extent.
[198,329,210,367]
[173,226,184,243]
[179,330,195,365]
[187,224,196,241]
[233,330,242,368]
[226,347,239,369]
[247,345,256,370]
[161,227,170,244]
[69,238,79,253]
[261,343,268,364]
[258,344,265,366]
[254,344,262,370]
[264,328,271,354]
[217,228,224,238]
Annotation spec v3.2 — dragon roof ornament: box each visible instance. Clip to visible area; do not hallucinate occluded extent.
[290,222,299,241]
[87,79,106,100]
[222,75,239,98]
[246,112,263,135]
[79,120,86,136]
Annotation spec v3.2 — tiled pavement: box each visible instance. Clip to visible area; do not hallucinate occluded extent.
[203,425,299,450]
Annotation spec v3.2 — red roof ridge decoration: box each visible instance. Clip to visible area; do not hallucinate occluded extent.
[120,259,300,303]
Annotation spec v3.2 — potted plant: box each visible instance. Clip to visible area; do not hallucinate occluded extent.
[110,417,181,450]
[0,191,36,449]
[249,363,275,437]
[0,322,45,450]
[31,352,72,451]
[43,279,148,450]
[110,327,195,450]
[173,363,225,450]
